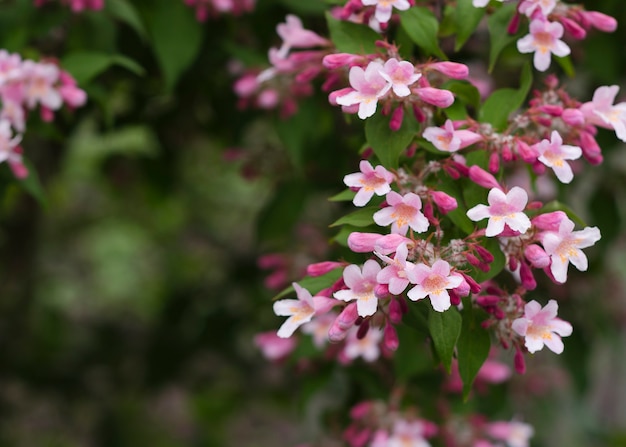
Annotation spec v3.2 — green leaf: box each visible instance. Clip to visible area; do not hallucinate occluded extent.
[105,0,148,39]
[487,2,520,71]
[555,55,575,78]
[454,0,486,51]
[399,7,447,60]
[272,268,344,301]
[428,307,462,373]
[326,13,380,54]
[457,298,490,399]
[145,0,203,90]
[444,80,481,111]
[61,52,145,84]
[328,189,356,202]
[479,63,532,131]
[365,110,417,169]
[393,322,432,380]
[329,206,377,228]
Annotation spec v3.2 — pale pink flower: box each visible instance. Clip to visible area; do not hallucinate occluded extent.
[276,14,329,57]
[21,60,62,110]
[362,0,411,23]
[466,187,531,237]
[531,130,582,183]
[473,0,502,7]
[516,19,570,72]
[373,191,429,235]
[343,160,395,206]
[254,331,297,360]
[378,58,421,97]
[375,242,415,295]
[0,119,23,171]
[406,260,463,312]
[512,300,573,354]
[580,85,626,142]
[273,283,335,338]
[541,218,601,283]
[518,0,556,17]
[343,325,383,362]
[423,119,482,152]
[387,419,431,447]
[336,61,391,119]
[347,231,413,255]
[334,260,382,317]
[486,421,534,447]
[301,312,337,348]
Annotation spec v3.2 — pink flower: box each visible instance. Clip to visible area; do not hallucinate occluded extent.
[516,19,570,72]
[580,85,626,142]
[486,421,534,447]
[466,187,531,237]
[276,14,329,57]
[531,130,582,183]
[273,283,335,338]
[423,119,482,152]
[334,260,382,317]
[361,0,411,23]
[375,242,415,295]
[254,331,297,360]
[343,160,395,206]
[0,119,24,174]
[373,191,429,235]
[343,325,383,362]
[518,0,556,17]
[512,300,573,354]
[406,260,463,312]
[540,218,601,283]
[21,60,62,110]
[336,61,391,119]
[378,58,421,97]
[301,312,336,348]
[386,419,431,447]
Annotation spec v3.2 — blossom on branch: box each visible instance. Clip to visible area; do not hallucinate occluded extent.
[406,260,463,312]
[373,191,429,235]
[466,187,531,237]
[343,160,395,206]
[336,61,391,119]
[531,130,582,183]
[512,300,572,354]
[334,260,382,317]
[517,18,570,72]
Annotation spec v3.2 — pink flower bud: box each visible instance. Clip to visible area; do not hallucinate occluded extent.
[452,273,470,297]
[328,87,354,106]
[507,10,521,34]
[374,234,413,255]
[460,272,481,293]
[350,401,373,419]
[488,152,500,173]
[430,61,469,79]
[431,190,458,213]
[389,105,404,131]
[412,103,426,122]
[383,323,399,351]
[474,245,495,264]
[322,53,362,69]
[388,298,403,323]
[561,108,585,126]
[254,331,297,361]
[524,244,550,268]
[306,261,343,277]
[9,158,28,179]
[449,289,461,306]
[356,319,370,339]
[415,87,455,108]
[514,347,526,374]
[257,89,280,109]
[347,232,381,253]
[579,131,603,165]
[581,11,618,32]
[531,211,567,231]
[375,283,389,298]
[538,104,563,116]
[519,261,536,290]
[234,73,259,97]
[468,165,501,189]
[516,140,538,163]
[475,295,500,306]
[560,17,587,39]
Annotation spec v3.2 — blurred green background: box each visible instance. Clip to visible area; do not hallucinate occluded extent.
[0,0,625,446]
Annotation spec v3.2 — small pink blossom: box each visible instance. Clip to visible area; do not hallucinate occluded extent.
[336,61,391,119]
[540,218,601,283]
[517,19,570,72]
[373,191,429,235]
[334,260,382,317]
[406,260,463,312]
[375,242,415,295]
[466,187,531,237]
[254,331,297,360]
[386,419,431,447]
[343,325,383,362]
[512,300,573,354]
[423,119,482,152]
[580,85,626,142]
[0,119,24,174]
[276,15,329,57]
[361,0,411,24]
[273,283,335,338]
[301,312,337,348]
[518,0,556,17]
[531,130,582,183]
[21,60,62,110]
[343,160,395,206]
[378,58,421,97]
[486,421,534,447]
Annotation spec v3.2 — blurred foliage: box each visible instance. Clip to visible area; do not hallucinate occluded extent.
[0,0,625,446]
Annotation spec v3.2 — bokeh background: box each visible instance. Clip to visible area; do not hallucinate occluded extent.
[0,0,626,446]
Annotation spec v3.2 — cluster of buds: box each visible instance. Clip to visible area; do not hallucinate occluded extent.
[183,0,255,21]
[0,50,86,178]
[33,0,104,12]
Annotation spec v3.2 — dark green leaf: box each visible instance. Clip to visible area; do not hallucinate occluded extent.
[454,0,486,51]
[329,206,377,228]
[326,13,380,54]
[145,0,202,90]
[457,298,490,399]
[479,63,532,131]
[393,322,433,380]
[444,80,481,111]
[365,110,417,169]
[61,52,144,84]
[272,268,344,301]
[399,7,447,60]
[105,0,148,39]
[555,55,575,78]
[257,182,308,243]
[428,307,462,373]
[328,189,356,202]
[487,2,520,71]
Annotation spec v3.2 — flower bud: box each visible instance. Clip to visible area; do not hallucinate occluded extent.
[383,323,399,351]
[388,298,403,324]
[306,261,343,277]
[581,11,618,32]
[519,261,537,290]
[514,347,526,374]
[524,244,550,268]
[328,87,354,106]
[560,17,587,39]
[561,108,585,126]
[322,53,362,69]
[431,190,458,213]
[389,105,404,131]
[468,165,501,189]
[579,131,603,165]
[430,61,469,79]
[415,87,455,108]
[531,211,567,231]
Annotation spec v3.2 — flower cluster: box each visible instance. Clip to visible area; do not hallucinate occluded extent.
[0,50,86,178]
[183,0,255,21]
